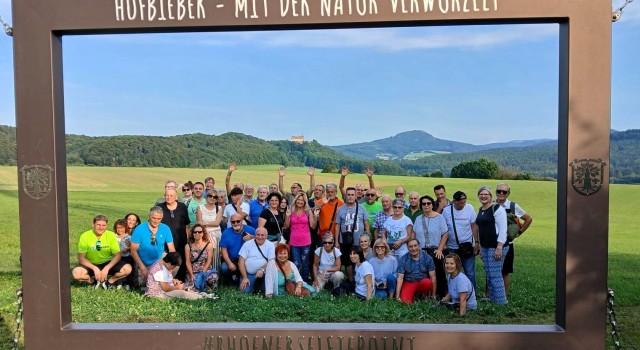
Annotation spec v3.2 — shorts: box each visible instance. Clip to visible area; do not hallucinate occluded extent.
[76,259,129,277]
[502,242,514,274]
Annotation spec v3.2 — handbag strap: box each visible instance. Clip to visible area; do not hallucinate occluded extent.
[341,203,359,234]
[327,201,339,232]
[420,215,431,247]
[191,242,209,263]
[255,241,268,261]
[270,210,283,236]
[450,205,461,246]
[275,261,293,282]
[232,203,251,224]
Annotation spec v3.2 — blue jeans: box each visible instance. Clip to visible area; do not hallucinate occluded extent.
[374,273,397,298]
[241,273,264,294]
[461,255,477,291]
[290,245,311,282]
[220,261,240,285]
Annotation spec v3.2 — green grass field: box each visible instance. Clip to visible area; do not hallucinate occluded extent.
[0,165,637,349]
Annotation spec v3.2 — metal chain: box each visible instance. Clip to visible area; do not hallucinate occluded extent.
[613,0,635,22]
[12,288,24,350]
[607,289,622,350]
[0,15,12,36]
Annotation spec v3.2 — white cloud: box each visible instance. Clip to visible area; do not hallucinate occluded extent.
[194,25,558,51]
[91,24,557,52]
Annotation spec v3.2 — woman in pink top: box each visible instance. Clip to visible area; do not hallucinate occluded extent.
[285,193,319,283]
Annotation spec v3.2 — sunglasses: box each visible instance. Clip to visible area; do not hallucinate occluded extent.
[207,194,216,198]
[323,241,334,245]
[365,193,376,197]
[192,230,204,234]
[95,240,102,251]
[182,188,191,192]
[392,206,404,209]
[150,234,157,246]
[421,202,433,206]
[496,190,509,195]
[395,193,404,196]
[231,220,242,224]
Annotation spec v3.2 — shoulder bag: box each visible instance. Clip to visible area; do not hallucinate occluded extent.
[339,204,358,246]
[451,206,474,259]
[276,261,311,297]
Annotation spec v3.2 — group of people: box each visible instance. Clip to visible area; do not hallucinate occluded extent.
[71,164,533,315]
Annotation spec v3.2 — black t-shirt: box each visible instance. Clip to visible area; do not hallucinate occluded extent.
[259,208,284,241]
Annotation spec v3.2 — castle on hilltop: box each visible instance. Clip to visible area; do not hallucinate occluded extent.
[290,135,304,143]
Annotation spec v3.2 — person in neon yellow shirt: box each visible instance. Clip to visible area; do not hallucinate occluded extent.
[71,215,132,290]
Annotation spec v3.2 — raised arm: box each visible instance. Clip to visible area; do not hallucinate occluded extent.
[278,166,288,197]
[365,166,375,190]
[225,162,236,194]
[307,166,315,198]
[339,165,349,199]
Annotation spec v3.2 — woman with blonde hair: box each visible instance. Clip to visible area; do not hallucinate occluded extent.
[286,192,319,282]
[441,253,477,315]
[368,238,397,298]
[197,190,224,270]
[476,186,508,304]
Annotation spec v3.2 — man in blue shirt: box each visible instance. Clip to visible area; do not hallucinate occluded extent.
[219,213,256,284]
[130,206,176,285]
[396,239,436,303]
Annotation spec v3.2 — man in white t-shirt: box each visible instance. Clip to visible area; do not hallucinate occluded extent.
[238,228,275,294]
[442,191,479,289]
[224,187,251,225]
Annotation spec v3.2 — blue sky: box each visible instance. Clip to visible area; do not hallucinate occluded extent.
[0,1,638,146]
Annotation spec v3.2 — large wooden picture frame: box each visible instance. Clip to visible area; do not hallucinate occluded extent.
[12,0,611,348]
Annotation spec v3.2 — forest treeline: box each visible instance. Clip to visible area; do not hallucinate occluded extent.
[1,125,639,183]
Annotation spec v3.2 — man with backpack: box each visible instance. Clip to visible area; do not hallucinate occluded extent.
[495,183,533,296]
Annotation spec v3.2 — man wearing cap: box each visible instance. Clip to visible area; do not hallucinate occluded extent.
[442,191,479,289]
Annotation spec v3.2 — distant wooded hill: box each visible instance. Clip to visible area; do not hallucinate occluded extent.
[329,130,554,160]
[1,125,639,183]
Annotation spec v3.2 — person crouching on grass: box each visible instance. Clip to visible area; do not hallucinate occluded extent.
[72,215,132,290]
[440,253,477,315]
[145,252,203,300]
[395,239,436,304]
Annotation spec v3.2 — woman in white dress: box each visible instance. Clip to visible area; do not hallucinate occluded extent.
[197,191,224,271]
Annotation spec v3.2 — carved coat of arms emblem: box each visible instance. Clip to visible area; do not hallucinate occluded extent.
[20,165,53,199]
[569,158,606,196]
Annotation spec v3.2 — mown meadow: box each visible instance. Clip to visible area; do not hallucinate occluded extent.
[0,165,637,349]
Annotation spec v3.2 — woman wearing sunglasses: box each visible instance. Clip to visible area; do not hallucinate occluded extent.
[184,224,218,292]
[380,199,415,259]
[197,190,224,270]
[312,233,345,292]
[368,239,397,298]
[413,195,449,299]
[179,181,194,206]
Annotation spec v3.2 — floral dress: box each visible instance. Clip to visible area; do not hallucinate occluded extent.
[185,242,218,291]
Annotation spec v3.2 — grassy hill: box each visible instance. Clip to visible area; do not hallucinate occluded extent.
[2,125,640,182]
